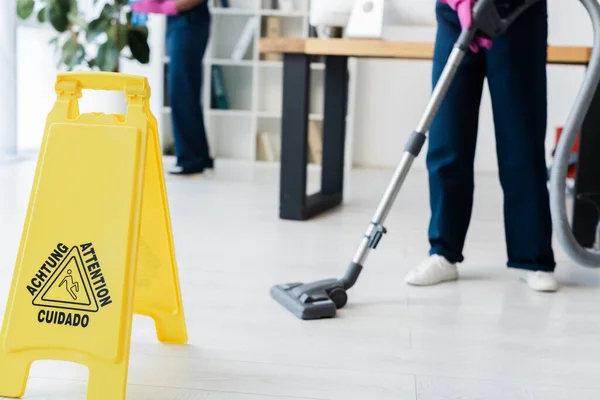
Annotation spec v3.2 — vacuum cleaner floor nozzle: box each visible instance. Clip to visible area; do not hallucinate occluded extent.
[270,279,348,320]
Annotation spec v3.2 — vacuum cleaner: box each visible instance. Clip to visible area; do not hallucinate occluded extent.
[550,0,600,268]
[272,0,600,320]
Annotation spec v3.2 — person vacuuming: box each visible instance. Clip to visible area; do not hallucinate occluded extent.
[132,0,213,175]
[270,0,568,320]
[404,0,558,292]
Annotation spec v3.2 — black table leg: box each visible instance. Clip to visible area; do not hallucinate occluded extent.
[321,55,349,196]
[573,83,600,247]
[280,53,310,220]
[279,54,350,221]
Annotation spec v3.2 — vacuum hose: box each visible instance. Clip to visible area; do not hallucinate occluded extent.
[549,0,600,267]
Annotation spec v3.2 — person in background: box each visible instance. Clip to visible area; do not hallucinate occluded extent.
[404,0,559,292]
[133,0,213,175]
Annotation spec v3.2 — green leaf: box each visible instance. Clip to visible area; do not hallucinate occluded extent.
[74,43,86,69]
[127,28,150,64]
[16,0,35,19]
[67,12,88,30]
[37,7,47,23]
[100,3,115,19]
[48,0,70,32]
[131,25,149,40]
[96,39,119,71]
[60,37,79,69]
[86,16,111,42]
[118,24,129,52]
[57,0,71,11]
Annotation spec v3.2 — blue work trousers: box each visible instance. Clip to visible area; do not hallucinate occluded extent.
[427,0,555,272]
[167,5,211,169]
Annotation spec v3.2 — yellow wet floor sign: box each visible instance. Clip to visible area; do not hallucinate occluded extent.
[0,72,187,399]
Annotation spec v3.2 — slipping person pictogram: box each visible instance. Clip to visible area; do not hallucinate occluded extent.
[59,269,80,301]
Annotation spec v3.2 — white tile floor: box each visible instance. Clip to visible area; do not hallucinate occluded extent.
[1,157,600,400]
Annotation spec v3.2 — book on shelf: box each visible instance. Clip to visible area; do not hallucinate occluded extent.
[256,132,278,162]
[231,17,257,61]
[263,16,282,62]
[211,65,229,110]
[307,120,322,165]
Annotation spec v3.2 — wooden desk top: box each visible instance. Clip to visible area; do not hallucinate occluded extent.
[259,38,592,65]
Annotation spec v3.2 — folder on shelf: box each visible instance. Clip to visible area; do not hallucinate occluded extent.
[211,65,229,110]
[257,132,278,162]
[231,17,257,61]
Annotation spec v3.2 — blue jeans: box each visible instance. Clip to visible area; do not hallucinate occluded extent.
[427,0,555,272]
[167,4,211,169]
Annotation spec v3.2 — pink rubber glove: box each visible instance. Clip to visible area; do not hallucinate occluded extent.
[132,0,178,16]
[440,0,492,52]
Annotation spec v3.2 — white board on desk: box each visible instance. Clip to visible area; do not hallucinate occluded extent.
[310,0,437,29]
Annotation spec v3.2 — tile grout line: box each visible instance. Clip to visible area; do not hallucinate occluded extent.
[23,376,329,400]
[124,350,417,378]
[413,375,418,400]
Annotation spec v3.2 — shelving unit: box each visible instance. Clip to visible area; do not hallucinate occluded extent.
[155,0,356,169]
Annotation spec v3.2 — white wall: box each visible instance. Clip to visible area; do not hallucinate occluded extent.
[16,25,60,152]
[0,0,17,157]
[352,0,593,172]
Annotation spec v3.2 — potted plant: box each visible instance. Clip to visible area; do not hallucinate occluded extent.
[17,0,153,113]
[16,0,151,72]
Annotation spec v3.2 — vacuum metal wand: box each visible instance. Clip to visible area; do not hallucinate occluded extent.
[350,46,468,272]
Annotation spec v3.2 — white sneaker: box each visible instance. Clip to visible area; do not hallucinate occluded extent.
[523,271,559,292]
[405,254,458,286]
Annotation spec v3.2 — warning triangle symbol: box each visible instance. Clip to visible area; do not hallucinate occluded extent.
[33,246,99,313]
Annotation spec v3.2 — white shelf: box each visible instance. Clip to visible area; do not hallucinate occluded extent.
[209,58,255,67]
[167,57,261,68]
[258,60,325,70]
[256,111,280,119]
[257,111,323,121]
[211,8,256,16]
[209,109,253,117]
[154,0,356,168]
[260,9,306,17]
[168,108,255,119]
